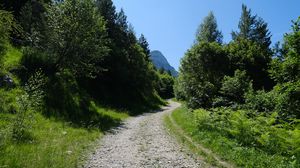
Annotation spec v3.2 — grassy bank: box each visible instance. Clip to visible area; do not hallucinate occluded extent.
[0,103,129,168]
[166,105,297,168]
[0,44,163,168]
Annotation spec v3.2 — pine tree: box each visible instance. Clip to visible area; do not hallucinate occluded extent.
[196,11,223,44]
[138,34,151,61]
[232,4,271,48]
[92,1,161,108]
[96,0,117,36]
[116,9,128,32]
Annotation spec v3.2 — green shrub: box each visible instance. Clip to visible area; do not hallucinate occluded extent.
[179,42,229,109]
[275,81,300,119]
[245,81,300,120]
[11,71,45,142]
[214,69,252,107]
[156,71,175,99]
[245,89,278,113]
[174,74,186,100]
[193,109,212,130]
[21,47,56,78]
[193,107,300,164]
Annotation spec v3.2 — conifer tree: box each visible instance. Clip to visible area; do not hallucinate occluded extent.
[138,34,151,60]
[232,4,271,48]
[229,4,273,90]
[196,11,223,44]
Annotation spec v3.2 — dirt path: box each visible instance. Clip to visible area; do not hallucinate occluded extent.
[85,100,204,168]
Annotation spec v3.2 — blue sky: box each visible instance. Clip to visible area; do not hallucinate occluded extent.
[113,0,300,70]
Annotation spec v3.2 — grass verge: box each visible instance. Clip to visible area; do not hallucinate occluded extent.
[165,105,232,168]
[0,104,129,168]
[166,105,297,168]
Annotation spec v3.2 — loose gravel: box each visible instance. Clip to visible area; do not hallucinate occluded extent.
[85,101,204,168]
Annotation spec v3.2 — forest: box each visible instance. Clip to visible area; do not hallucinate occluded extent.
[0,0,299,167]
[173,5,300,167]
[0,0,174,167]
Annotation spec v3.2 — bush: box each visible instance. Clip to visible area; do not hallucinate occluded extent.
[193,107,300,164]
[174,74,186,100]
[21,47,56,80]
[11,71,45,142]
[214,70,252,107]
[245,89,278,113]
[245,81,300,120]
[156,71,174,99]
[179,42,229,109]
[275,81,300,119]
[187,80,216,109]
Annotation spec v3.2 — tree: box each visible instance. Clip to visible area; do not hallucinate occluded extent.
[179,42,229,108]
[218,70,252,105]
[156,70,175,99]
[196,11,223,44]
[1,0,51,18]
[227,38,273,90]
[229,5,273,90]
[44,0,109,78]
[96,0,117,37]
[138,34,151,61]
[19,0,48,47]
[232,4,271,48]
[270,17,300,83]
[174,74,186,100]
[1,0,51,45]
[86,1,162,109]
[116,9,128,32]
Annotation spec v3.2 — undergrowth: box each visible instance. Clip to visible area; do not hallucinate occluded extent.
[0,45,131,168]
[170,105,299,168]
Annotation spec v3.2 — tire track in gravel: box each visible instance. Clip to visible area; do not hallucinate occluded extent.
[85,100,205,168]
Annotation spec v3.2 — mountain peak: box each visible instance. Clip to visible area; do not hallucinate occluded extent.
[150,50,178,77]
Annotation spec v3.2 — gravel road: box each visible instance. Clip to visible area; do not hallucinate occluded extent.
[85,100,204,168]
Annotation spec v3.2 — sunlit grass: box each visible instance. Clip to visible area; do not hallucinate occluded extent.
[0,97,129,168]
[90,101,129,120]
[3,44,22,70]
[167,105,295,168]
[0,112,100,168]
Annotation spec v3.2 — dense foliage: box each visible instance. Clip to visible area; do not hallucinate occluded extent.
[6,0,166,118]
[0,1,168,166]
[155,70,175,99]
[179,42,228,108]
[175,4,300,166]
[195,12,223,44]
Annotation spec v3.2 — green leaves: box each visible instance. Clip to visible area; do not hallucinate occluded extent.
[232,4,271,48]
[196,11,223,44]
[46,0,109,78]
[219,70,252,105]
[194,107,300,161]
[178,42,228,108]
[156,70,175,99]
[0,10,19,68]
[226,38,272,90]
[270,17,300,84]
